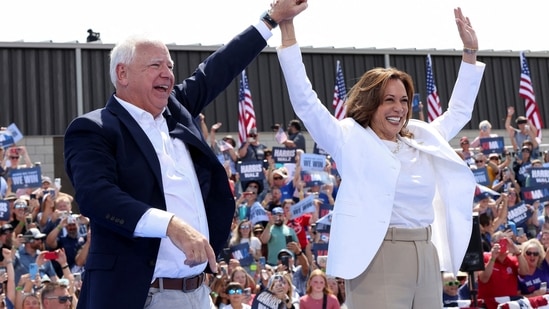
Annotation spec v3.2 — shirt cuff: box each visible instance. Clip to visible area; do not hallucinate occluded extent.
[134,208,174,238]
[254,21,273,42]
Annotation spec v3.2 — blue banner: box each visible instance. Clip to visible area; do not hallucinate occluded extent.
[237,161,265,182]
[0,200,10,221]
[480,136,505,155]
[472,168,490,187]
[230,242,254,267]
[9,166,42,190]
[271,147,296,164]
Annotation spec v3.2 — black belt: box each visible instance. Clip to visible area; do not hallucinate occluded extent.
[151,273,205,292]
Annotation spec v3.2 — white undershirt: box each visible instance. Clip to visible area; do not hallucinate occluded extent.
[383,137,436,228]
[114,21,273,279]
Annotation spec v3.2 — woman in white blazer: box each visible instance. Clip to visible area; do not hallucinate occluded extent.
[275,7,485,308]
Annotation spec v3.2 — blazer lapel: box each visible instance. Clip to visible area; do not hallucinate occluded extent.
[106,97,163,188]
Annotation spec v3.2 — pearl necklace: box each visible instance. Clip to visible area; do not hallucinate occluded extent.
[392,139,401,154]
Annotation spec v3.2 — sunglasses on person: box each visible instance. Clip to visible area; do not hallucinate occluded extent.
[444,281,460,287]
[475,160,484,163]
[526,251,540,257]
[228,288,243,295]
[240,225,251,230]
[460,141,469,145]
[248,134,257,138]
[9,156,19,160]
[273,177,283,180]
[45,295,73,304]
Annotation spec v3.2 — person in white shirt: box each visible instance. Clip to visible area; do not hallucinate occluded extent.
[276,7,484,308]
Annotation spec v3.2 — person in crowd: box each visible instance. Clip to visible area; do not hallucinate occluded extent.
[4,146,34,196]
[472,152,499,188]
[505,106,539,157]
[45,214,87,275]
[62,1,308,307]
[235,181,266,226]
[513,145,534,187]
[492,166,521,194]
[456,136,475,166]
[260,207,298,266]
[283,119,306,151]
[299,269,339,309]
[326,276,347,309]
[209,121,239,175]
[230,266,259,305]
[470,120,498,148]
[506,187,538,238]
[277,247,309,297]
[210,275,230,309]
[269,167,296,202]
[228,220,262,274]
[262,186,283,212]
[13,228,58,284]
[442,272,460,307]
[224,281,251,309]
[255,272,298,309]
[239,128,268,162]
[276,7,483,308]
[477,232,527,309]
[41,281,75,309]
[517,238,549,297]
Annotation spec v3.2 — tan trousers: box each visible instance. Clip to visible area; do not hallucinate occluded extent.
[345,226,442,309]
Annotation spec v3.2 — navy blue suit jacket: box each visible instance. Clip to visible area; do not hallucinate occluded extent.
[64,26,267,309]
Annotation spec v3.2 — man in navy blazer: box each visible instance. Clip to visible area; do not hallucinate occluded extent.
[63,2,308,308]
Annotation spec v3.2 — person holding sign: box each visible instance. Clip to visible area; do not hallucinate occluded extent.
[276,7,484,308]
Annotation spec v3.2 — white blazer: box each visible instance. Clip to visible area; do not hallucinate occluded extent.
[277,44,486,279]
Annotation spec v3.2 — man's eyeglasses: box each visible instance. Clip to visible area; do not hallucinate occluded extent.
[228,288,243,295]
[444,281,460,287]
[45,295,73,304]
[240,225,251,230]
[525,251,540,257]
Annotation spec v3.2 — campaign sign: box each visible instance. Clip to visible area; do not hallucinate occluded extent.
[0,200,10,221]
[271,147,296,164]
[313,142,329,156]
[0,131,15,148]
[9,166,42,190]
[237,161,265,182]
[315,209,332,233]
[479,136,505,155]
[230,242,254,267]
[289,195,316,220]
[251,289,284,309]
[521,185,549,205]
[7,123,23,143]
[301,170,331,188]
[300,153,326,172]
[528,167,549,187]
[312,243,329,263]
[472,167,490,187]
[507,201,532,228]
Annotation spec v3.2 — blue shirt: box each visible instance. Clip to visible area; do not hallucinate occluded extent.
[14,246,57,283]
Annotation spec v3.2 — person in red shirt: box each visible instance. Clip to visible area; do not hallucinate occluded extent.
[477,232,528,309]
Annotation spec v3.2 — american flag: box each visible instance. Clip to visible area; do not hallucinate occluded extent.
[426,54,442,122]
[238,70,256,145]
[519,51,544,141]
[332,60,347,120]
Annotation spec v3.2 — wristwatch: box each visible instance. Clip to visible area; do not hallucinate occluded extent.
[260,11,278,29]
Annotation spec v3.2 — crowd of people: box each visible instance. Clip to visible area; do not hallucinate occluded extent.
[1,2,549,309]
[0,146,88,308]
